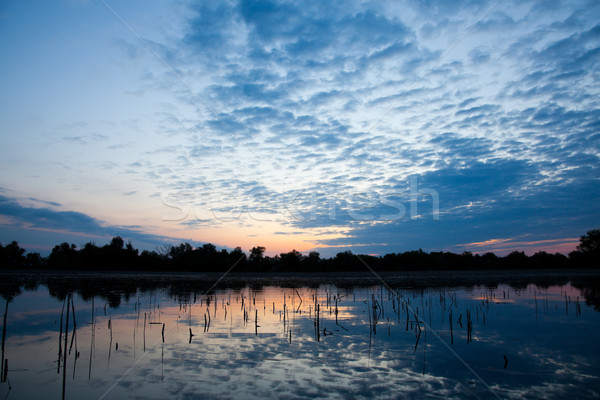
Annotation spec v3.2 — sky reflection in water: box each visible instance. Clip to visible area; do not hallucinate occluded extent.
[1,277,599,399]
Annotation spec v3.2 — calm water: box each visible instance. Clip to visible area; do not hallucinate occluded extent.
[1,272,599,399]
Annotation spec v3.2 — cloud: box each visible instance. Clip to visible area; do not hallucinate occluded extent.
[0,195,204,253]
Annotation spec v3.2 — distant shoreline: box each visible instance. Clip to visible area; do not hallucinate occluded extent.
[2,230,599,273]
[2,268,599,289]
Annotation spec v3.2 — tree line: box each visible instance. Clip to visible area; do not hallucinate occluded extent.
[1,229,599,272]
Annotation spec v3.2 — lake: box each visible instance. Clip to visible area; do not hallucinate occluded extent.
[1,270,599,399]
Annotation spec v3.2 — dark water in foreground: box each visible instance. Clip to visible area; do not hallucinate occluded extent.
[0,271,599,399]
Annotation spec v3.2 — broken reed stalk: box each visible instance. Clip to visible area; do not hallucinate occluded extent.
[58,298,66,373]
[1,300,8,383]
[414,327,421,352]
[413,308,421,333]
[69,298,78,357]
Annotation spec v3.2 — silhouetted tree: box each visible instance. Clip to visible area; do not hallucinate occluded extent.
[279,249,303,271]
[197,243,219,271]
[578,229,600,253]
[139,249,168,271]
[228,247,247,270]
[302,251,321,271]
[169,243,194,270]
[480,252,500,269]
[246,246,263,271]
[504,251,528,269]
[3,228,600,272]
[570,228,600,268]
[25,252,45,269]
[0,241,26,269]
[110,236,125,249]
[249,246,265,263]
[531,251,568,269]
[48,242,79,269]
[331,251,363,271]
[80,242,101,269]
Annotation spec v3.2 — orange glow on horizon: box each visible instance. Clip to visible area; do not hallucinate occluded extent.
[154,221,350,256]
[458,237,579,256]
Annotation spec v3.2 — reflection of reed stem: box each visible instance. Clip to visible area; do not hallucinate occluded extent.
[316,304,320,342]
[414,327,421,352]
[335,297,338,324]
[62,294,70,400]
[1,300,8,383]
[449,310,453,345]
[534,292,538,322]
[58,298,65,373]
[69,298,77,355]
[89,297,95,380]
[70,297,79,379]
[466,310,472,344]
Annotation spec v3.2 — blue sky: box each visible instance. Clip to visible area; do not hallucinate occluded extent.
[1,0,599,256]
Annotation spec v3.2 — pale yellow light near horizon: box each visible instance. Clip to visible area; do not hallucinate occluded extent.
[155,220,350,256]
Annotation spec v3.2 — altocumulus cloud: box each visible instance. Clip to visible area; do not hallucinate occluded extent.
[107,0,600,255]
[193,1,594,251]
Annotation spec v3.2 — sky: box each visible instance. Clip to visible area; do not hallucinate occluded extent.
[0,0,599,257]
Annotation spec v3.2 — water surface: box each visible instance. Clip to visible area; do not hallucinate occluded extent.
[1,271,599,399]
